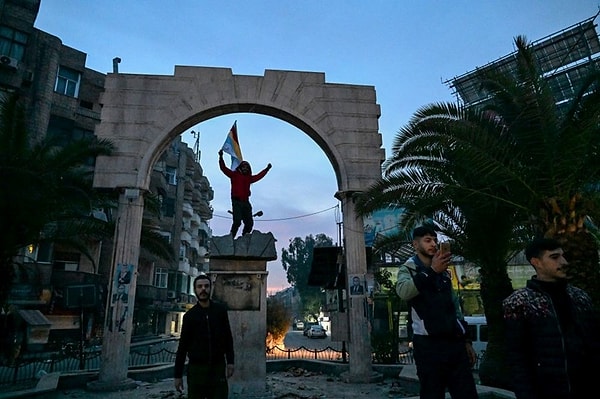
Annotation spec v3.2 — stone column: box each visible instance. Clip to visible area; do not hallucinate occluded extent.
[336,190,374,383]
[89,189,144,391]
[209,231,277,398]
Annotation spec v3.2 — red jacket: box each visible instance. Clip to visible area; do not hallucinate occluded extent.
[219,158,269,201]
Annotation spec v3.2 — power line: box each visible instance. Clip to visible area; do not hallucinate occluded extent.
[212,204,339,222]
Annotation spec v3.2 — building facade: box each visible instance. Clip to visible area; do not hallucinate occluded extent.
[0,0,213,356]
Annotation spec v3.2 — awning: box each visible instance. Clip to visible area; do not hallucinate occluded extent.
[18,309,51,326]
[308,247,343,288]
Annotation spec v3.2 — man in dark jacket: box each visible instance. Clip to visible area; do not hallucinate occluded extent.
[503,238,600,399]
[174,274,234,399]
[219,150,271,237]
[396,226,478,399]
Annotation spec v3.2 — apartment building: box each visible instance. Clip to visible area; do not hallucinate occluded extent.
[0,0,213,354]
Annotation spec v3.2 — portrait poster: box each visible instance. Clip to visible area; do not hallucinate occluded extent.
[108,263,133,332]
[348,274,366,297]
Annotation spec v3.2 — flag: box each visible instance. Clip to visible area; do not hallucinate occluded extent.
[221,121,243,170]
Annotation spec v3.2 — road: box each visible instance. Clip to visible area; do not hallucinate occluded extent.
[283,328,344,351]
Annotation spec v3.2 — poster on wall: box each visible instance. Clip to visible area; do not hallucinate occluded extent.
[212,274,262,310]
[363,207,403,247]
[108,263,133,332]
[348,274,366,297]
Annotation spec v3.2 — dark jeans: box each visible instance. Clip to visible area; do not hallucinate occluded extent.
[231,198,253,236]
[187,362,228,399]
[412,335,478,399]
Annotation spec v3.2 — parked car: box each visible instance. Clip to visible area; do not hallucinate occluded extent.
[464,315,488,358]
[303,322,317,336]
[306,324,327,339]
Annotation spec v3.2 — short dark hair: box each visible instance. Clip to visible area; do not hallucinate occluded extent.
[412,225,437,239]
[525,238,561,262]
[194,273,211,288]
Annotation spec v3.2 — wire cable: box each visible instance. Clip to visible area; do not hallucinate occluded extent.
[212,204,339,222]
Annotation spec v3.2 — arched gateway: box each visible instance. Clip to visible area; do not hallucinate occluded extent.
[92,66,385,390]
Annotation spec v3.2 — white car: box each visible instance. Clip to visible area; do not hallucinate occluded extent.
[294,321,304,330]
[306,325,327,339]
[464,315,488,358]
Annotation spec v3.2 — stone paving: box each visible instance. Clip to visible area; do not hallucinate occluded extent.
[41,365,514,399]
[45,369,419,399]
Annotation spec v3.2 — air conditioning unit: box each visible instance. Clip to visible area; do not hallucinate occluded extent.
[0,55,18,69]
[167,290,177,299]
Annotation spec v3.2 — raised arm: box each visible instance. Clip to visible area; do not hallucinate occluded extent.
[251,163,272,183]
[218,150,234,177]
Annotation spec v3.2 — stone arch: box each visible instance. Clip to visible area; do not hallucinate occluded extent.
[92,66,385,385]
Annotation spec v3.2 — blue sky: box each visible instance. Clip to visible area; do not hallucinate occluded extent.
[35,1,599,292]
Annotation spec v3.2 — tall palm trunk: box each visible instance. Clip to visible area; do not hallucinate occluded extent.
[477,256,514,389]
[540,195,600,309]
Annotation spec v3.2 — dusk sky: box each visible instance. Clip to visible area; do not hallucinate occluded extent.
[34,1,599,292]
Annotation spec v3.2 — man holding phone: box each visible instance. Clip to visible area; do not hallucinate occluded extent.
[396,226,478,399]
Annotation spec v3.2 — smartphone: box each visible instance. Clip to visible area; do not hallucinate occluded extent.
[440,241,451,254]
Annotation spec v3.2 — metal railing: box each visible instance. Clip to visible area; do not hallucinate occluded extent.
[1,339,483,390]
[0,339,178,390]
[266,344,416,365]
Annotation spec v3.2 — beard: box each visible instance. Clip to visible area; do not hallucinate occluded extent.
[196,291,209,302]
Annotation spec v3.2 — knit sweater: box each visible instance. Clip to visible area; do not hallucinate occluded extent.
[502,278,600,399]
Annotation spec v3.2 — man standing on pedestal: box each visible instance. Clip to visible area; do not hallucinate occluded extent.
[218,149,271,238]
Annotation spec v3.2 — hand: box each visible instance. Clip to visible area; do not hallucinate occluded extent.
[431,250,451,273]
[226,364,235,378]
[218,150,223,157]
[174,377,184,393]
[267,163,272,170]
[465,342,477,367]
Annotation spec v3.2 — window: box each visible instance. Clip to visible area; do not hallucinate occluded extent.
[479,324,488,343]
[165,166,177,185]
[467,325,478,341]
[158,231,171,243]
[154,268,168,288]
[55,66,81,97]
[162,197,175,217]
[22,242,53,263]
[53,252,81,271]
[0,25,27,60]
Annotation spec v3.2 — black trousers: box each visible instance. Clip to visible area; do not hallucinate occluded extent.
[412,335,478,399]
[231,198,253,236]
[187,362,228,399]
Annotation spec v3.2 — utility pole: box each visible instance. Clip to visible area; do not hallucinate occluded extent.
[190,130,201,163]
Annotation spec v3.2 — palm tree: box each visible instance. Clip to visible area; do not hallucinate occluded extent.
[0,93,177,308]
[476,36,600,300]
[0,93,116,306]
[355,36,600,388]
[356,102,522,387]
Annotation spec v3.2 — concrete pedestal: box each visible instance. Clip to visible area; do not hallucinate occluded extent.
[209,231,276,398]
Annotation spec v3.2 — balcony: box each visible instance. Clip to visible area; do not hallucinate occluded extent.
[180,230,192,244]
[182,202,193,218]
[51,270,103,287]
[178,258,190,274]
[136,285,168,302]
[198,221,210,235]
